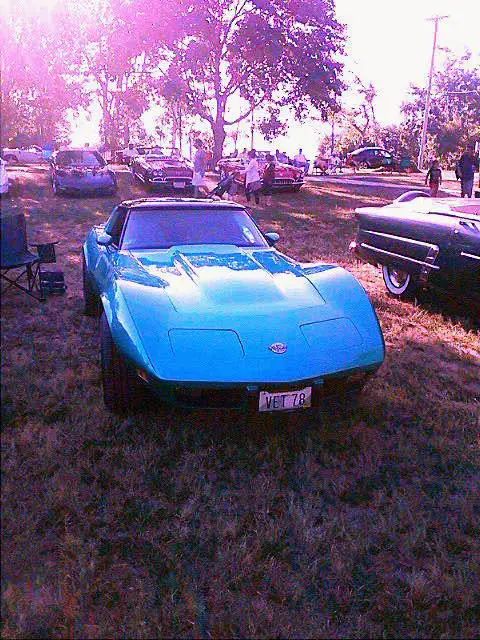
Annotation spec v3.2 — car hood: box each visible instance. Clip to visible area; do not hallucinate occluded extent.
[107,245,384,382]
[117,246,325,316]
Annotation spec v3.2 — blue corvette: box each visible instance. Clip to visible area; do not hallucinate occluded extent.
[82,198,385,414]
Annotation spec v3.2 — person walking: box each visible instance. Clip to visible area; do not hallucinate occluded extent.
[457,144,478,198]
[262,153,275,206]
[192,139,209,197]
[242,149,262,206]
[425,160,442,197]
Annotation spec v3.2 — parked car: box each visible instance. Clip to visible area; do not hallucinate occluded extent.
[350,193,480,305]
[2,145,46,164]
[217,151,304,192]
[82,198,385,414]
[131,149,194,193]
[0,158,9,194]
[346,147,395,170]
[50,149,117,196]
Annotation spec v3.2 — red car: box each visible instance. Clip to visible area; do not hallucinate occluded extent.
[217,151,304,192]
[131,148,194,193]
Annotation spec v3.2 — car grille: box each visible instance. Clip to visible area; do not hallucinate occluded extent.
[163,169,192,178]
[273,178,295,185]
[174,387,247,408]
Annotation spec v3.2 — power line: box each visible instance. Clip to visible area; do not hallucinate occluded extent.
[417,15,449,171]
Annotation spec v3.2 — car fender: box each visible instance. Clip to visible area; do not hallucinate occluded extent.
[303,264,385,365]
[101,280,156,375]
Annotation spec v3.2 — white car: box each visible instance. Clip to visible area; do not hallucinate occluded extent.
[2,145,45,164]
[0,159,9,194]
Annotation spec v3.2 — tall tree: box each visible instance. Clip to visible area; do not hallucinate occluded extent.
[67,0,180,148]
[0,2,85,147]
[400,54,480,165]
[159,0,344,160]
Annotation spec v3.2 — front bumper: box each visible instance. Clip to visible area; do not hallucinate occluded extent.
[56,176,116,194]
[271,179,304,190]
[135,171,193,190]
[137,366,378,410]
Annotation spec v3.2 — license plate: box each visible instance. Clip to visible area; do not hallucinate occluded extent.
[173,181,184,188]
[259,387,312,412]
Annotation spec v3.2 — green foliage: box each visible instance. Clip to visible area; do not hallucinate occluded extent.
[400,54,480,166]
[0,4,86,146]
[159,0,345,158]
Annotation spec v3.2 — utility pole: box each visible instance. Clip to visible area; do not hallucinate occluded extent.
[250,108,255,150]
[417,14,449,171]
[330,115,335,157]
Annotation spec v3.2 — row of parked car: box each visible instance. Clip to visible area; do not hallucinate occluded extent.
[2,144,309,197]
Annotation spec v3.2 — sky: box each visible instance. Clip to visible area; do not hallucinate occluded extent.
[70,0,480,159]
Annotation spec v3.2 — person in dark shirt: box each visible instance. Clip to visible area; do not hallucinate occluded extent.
[457,145,479,198]
[262,153,276,206]
[192,139,208,197]
[425,160,442,197]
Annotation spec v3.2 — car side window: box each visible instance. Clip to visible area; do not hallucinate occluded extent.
[105,206,127,247]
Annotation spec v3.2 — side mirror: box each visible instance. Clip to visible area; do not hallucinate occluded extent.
[97,232,113,247]
[264,232,280,246]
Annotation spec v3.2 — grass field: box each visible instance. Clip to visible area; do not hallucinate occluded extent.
[1,167,479,638]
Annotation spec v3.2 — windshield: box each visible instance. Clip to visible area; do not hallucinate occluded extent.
[56,150,105,167]
[121,208,268,250]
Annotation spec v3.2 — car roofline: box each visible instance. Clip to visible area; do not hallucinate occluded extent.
[122,197,248,210]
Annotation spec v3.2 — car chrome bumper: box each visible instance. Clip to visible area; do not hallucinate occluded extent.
[138,366,379,410]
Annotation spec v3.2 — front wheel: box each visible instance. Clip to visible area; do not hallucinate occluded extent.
[382,264,417,299]
[52,179,60,196]
[100,312,147,414]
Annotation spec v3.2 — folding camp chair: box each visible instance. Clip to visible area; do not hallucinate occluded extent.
[0,214,62,302]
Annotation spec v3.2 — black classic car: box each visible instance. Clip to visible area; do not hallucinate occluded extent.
[51,149,117,196]
[350,194,480,307]
[346,147,395,170]
[131,148,194,193]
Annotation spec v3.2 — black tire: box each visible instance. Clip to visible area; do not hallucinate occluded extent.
[52,179,61,196]
[82,253,102,316]
[382,264,417,299]
[292,185,302,192]
[100,312,147,414]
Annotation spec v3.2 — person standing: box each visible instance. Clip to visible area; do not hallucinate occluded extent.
[242,149,262,206]
[457,144,479,198]
[123,143,138,166]
[262,153,276,206]
[425,160,442,197]
[192,139,208,197]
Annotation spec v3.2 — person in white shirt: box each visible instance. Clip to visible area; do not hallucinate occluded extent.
[293,148,310,174]
[123,143,138,165]
[242,149,262,205]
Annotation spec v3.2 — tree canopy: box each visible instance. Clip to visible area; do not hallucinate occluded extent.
[2,0,345,156]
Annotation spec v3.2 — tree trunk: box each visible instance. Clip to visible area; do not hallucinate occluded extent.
[212,118,226,163]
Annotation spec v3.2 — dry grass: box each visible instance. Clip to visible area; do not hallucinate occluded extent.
[1,167,479,639]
